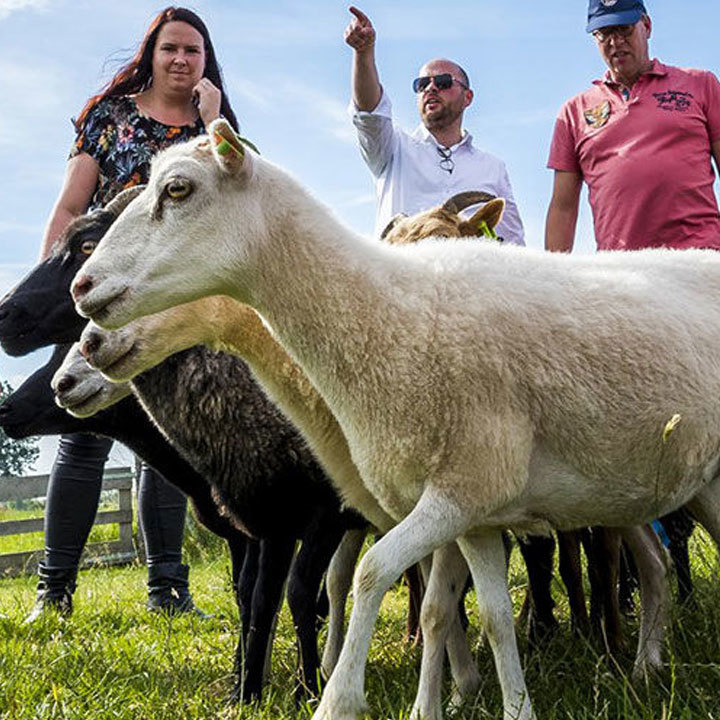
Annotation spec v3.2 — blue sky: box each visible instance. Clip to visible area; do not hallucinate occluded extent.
[1,0,719,472]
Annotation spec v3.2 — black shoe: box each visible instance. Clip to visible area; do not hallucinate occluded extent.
[24,562,76,624]
[24,592,73,624]
[146,562,212,618]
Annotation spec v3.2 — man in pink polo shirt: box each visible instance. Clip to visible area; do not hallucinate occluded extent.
[545,0,720,252]
[545,0,720,605]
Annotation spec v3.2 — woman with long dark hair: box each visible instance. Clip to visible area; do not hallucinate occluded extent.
[29,7,241,621]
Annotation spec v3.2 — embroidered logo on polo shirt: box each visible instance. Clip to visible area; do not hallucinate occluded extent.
[601,0,618,6]
[584,101,611,129]
[653,90,693,112]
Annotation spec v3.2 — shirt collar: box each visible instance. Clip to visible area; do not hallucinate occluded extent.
[413,123,473,150]
[593,58,668,87]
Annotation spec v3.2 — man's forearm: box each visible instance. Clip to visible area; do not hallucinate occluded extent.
[545,202,578,253]
[352,49,382,111]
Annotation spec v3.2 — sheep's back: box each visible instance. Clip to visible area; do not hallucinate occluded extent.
[130,346,339,538]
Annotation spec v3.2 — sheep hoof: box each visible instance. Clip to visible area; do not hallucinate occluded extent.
[311,688,367,720]
[409,701,443,720]
[631,656,663,684]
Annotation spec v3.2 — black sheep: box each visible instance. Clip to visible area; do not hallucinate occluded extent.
[0,194,365,702]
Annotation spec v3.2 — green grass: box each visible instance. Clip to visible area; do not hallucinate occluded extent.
[1,528,720,719]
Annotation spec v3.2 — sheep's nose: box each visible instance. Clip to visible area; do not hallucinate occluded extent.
[80,332,102,359]
[72,274,93,301]
[55,375,76,394]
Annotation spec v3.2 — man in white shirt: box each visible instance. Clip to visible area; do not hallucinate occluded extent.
[345,6,524,244]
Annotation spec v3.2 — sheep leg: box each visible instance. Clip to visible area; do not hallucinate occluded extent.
[411,542,474,720]
[686,476,720,548]
[660,509,696,605]
[582,529,602,633]
[236,539,260,645]
[619,525,669,680]
[445,592,482,709]
[287,510,350,701]
[618,542,638,614]
[516,533,558,644]
[226,532,248,613]
[311,488,469,720]
[557,529,591,636]
[457,530,535,720]
[404,563,426,645]
[322,527,366,678]
[589,528,623,654]
[232,536,296,703]
[414,550,480,710]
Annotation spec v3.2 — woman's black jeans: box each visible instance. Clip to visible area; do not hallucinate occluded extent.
[39,432,189,602]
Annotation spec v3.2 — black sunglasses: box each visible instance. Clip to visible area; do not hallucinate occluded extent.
[412,73,468,93]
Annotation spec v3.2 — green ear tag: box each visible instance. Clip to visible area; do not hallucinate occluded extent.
[216,138,232,156]
[478,221,498,241]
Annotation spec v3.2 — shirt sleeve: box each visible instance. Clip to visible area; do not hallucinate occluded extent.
[705,71,720,142]
[547,103,581,174]
[349,89,397,178]
[69,99,115,165]
[495,164,525,246]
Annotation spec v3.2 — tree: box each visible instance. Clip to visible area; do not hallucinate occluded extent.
[0,379,40,476]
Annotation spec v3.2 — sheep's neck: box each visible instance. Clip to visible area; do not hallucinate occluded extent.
[214,298,396,531]
[234,195,432,454]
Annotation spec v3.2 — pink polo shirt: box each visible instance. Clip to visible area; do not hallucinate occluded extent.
[548,60,720,251]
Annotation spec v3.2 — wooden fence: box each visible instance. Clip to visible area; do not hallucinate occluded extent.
[0,466,138,577]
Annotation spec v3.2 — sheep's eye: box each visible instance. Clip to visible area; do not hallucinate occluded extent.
[165,178,193,200]
[80,240,97,255]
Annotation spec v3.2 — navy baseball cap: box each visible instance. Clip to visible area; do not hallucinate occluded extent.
[586,0,647,33]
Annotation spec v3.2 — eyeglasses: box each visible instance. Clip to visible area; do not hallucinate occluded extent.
[412,73,468,94]
[436,145,454,174]
[592,24,636,42]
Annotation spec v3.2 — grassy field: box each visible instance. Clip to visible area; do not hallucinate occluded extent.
[1,524,720,719]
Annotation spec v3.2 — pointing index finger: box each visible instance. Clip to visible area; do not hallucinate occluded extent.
[349,6,370,26]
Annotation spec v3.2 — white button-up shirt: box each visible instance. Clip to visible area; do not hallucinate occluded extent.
[351,90,525,244]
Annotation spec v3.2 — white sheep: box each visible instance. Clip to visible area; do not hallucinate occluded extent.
[72,295,670,718]
[72,120,720,720]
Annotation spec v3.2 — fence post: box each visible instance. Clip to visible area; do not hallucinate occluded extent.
[132,456,147,565]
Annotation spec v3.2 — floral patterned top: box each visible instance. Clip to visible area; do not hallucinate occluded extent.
[69,95,205,210]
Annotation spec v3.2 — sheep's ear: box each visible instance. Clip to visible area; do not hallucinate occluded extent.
[459,198,506,238]
[209,118,249,176]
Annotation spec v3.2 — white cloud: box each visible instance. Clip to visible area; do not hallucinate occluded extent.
[0,0,49,21]
[229,76,274,111]
[0,61,65,113]
[278,79,356,144]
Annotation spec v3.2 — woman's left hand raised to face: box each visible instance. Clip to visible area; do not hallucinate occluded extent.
[193,77,222,127]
